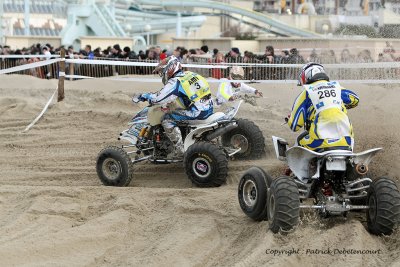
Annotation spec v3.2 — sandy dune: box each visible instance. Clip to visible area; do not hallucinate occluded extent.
[0,75,399,266]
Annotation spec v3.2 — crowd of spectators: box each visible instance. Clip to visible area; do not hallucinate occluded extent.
[1,41,399,80]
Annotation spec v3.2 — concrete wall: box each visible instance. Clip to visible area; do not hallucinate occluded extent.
[157,16,222,48]
[5,36,61,49]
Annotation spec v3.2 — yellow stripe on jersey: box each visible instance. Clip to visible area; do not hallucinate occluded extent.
[219,82,232,101]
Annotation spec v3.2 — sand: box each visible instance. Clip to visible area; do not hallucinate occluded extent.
[0,75,399,267]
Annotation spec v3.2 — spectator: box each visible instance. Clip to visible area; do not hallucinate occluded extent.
[213,48,219,58]
[109,44,122,58]
[160,49,168,60]
[357,49,373,63]
[42,46,51,60]
[243,51,255,62]
[226,47,243,63]
[84,45,94,59]
[138,50,146,60]
[78,49,87,58]
[93,47,102,58]
[210,52,225,79]
[147,48,157,61]
[67,45,75,59]
[200,45,212,59]
[280,50,289,63]
[180,49,188,60]
[307,49,320,63]
[328,50,337,63]
[42,46,52,79]
[184,49,197,63]
[340,48,355,63]
[2,45,11,55]
[287,48,305,64]
[259,45,279,64]
[173,48,182,61]
[243,51,257,79]
[45,43,54,55]
[154,46,161,59]
[377,53,386,62]
[200,45,209,54]
[122,46,136,59]
[102,47,111,57]
[281,50,289,57]
[383,41,395,61]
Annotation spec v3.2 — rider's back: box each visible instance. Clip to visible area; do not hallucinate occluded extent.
[289,80,359,151]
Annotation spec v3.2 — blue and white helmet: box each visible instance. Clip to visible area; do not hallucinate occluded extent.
[298,62,328,86]
[153,56,182,85]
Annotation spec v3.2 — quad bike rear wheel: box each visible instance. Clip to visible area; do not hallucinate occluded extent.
[184,142,228,187]
[238,167,273,221]
[221,118,265,159]
[267,176,300,233]
[367,177,400,235]
[96,146,134,187]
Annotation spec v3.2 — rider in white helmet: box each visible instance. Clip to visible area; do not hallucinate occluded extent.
[138,56,213,157]
[215,66,262,106]
[287,62,359,151]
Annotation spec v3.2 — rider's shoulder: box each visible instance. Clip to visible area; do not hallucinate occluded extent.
[165,77,179,87]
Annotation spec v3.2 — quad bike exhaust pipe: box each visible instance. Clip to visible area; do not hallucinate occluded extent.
[204,123,238,141]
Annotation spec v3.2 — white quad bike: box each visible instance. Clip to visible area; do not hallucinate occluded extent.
[96,96,265,188]
[238,134,400,235]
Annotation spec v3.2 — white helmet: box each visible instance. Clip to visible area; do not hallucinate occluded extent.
[297,62,329,86]
[229,66,244,80]
[153,56,182,85]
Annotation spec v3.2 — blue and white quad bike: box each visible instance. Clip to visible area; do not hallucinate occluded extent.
[96,98,265,188]
[238,135,400,235]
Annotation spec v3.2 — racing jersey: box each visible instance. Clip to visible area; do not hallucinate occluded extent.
[287,80,359,150]
[148,71,213,112]
[216,79,257,105]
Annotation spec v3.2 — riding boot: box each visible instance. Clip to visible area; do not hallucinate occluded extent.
[164,126,184,158]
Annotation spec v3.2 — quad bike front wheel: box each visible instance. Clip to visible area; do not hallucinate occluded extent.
[238,167,273,221]
[221,118,265,160]
[184,142,228,187]
[267,176,300,234]
[96,146,134,187]
[367,177,400,235]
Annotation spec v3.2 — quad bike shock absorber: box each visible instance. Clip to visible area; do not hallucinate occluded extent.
[143,127,150,142]
[139,127,147,138]
[138,126,149,143]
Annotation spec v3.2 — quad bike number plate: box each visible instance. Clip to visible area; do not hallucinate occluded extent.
[326,159,346,171]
